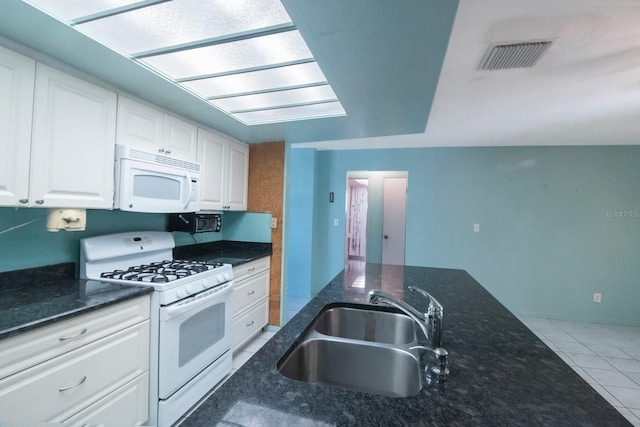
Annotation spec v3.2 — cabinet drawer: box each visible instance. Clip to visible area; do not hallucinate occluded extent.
[0,321,149,425]
[0,295,149,380]
[61,372,149,426]
[232,298,268,352]
[232,257,270,283]
[233,270,269,316]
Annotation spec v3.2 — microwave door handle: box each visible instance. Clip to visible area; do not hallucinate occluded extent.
[182,171,192,209]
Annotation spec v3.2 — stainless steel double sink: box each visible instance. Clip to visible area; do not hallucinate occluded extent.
[277,302,423,398]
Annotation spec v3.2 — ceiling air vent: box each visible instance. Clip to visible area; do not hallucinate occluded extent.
[478,41,552,71]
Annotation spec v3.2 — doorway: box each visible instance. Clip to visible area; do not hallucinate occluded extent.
[346,178,368,262]
[382,177,407,265]
[345,171,408,267]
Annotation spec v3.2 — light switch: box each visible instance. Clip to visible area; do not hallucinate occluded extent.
[474,224,480,232]
[333,218,339,226]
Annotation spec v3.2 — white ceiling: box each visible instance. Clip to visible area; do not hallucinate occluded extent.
[298,0,640,150]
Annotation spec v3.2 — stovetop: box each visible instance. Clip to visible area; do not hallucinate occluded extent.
[100,260,224,283]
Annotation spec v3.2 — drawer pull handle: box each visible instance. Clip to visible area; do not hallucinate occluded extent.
[247,290,255,296]
[59,328,87,341]
[59,375,86,392]
[247,267,256,272]
[246,320,254,327]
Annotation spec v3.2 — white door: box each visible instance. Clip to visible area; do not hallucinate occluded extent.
[0,46,35,206]
[116,95,163,154]
[197,128,226,211]
[382,177,407,265]
[30,63,116,209]
[163,114,198,162]
[226,142,249,211]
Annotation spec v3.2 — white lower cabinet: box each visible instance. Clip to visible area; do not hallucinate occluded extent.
[0,295,150,426]
[232,257,270,352]
[62,372,149,427]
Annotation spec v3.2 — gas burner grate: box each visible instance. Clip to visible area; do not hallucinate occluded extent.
[100,259,224,282]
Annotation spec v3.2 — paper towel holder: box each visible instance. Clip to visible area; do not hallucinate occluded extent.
[47,209,87,232]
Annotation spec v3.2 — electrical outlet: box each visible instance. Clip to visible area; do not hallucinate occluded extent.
[593,293,602,303]
[474,223,480,232]
[270,217,277,229]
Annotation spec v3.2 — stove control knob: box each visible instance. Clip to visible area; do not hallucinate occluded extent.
[224,272,231,281]
[176,289,186,299]
[202,280,209,289]
[186,285,194,294]
[217,274,224,283]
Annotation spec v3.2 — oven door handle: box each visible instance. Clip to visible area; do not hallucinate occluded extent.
[161,283,231,321]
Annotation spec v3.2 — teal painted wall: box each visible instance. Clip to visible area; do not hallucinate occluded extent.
[285,148,317,298]
[0,208,270,273]
[288,145,640,326]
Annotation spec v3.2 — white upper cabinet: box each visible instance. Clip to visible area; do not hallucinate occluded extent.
[197,128,248,211]
[116,95,197,162]
[0,46,35,206]
[115,95,163,152]
[0,49,116,210]
[30,63,117,209]
[226,141,249,211]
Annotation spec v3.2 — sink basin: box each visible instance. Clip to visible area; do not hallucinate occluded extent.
[312,304,417,345]
[277,336,422,398]
[277,302,423,397]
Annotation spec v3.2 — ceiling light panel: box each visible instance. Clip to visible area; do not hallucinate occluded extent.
[74,0,293,55]
[213,85,337,112]
[25,0,143,21]
[140,30,313,80]
[234,101,346,125]
[182,62,328,98]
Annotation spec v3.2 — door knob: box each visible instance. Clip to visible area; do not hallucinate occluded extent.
[384,235,388,239]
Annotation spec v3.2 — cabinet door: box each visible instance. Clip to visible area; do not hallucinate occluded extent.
[197,128,226,211]
[30,63,116,208]
[164,114,198,162]
[0,46,35,206]
[226,141,249,211]
[62,373,148,427]
[116,95,163,153]
[0,321,149,425]
[232,299,268,352]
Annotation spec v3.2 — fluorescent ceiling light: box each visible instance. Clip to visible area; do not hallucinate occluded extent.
[182,62,328,98]
[235,102,346,125]
[23,0,347,126]
[26,0,145,21]
[213,85,337,113]
[140,30,313,80]
[74,0,293,55]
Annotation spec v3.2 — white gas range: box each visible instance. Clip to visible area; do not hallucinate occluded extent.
[80,231,233,427]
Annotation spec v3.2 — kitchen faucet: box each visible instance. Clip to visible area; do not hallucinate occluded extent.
[367,286,449,382]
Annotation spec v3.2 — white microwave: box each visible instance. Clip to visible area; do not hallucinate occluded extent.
[114,145,201,213]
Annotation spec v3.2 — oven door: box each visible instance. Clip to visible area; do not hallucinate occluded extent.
[157,283,232,399]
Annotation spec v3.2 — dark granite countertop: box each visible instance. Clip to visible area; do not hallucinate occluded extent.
[183,264,630,426]
[174,240,272,266]
[0,263,152,340]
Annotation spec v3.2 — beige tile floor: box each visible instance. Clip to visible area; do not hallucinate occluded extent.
[519,316,640,426]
